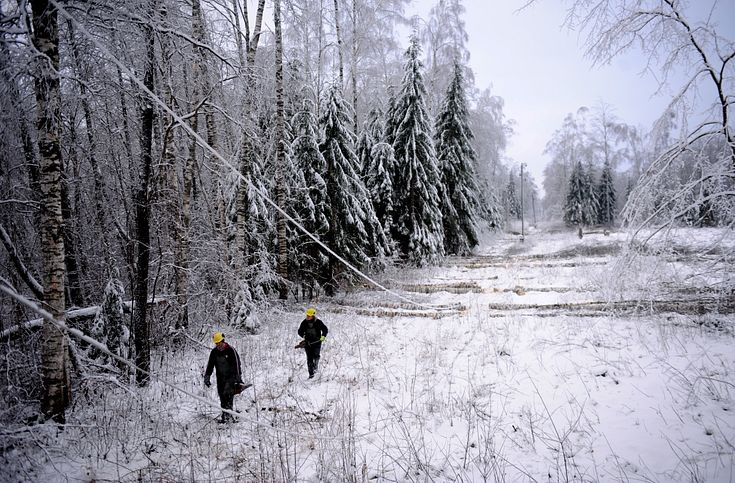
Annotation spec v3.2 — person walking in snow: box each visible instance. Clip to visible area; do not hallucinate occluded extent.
[204,332,243,423]
[297,308,329,378]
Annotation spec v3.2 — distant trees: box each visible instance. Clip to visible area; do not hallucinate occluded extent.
[504,172,521,221]
[597,159,616,226]
[543,106,630,223]
[547,0,734,233]
[563,161,599,227]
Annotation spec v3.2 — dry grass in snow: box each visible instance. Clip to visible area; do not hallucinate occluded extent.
[2,226,734,482]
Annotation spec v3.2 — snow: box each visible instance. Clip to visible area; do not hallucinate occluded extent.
[7,226,735,482]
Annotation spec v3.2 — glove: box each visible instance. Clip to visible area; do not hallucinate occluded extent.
[320,335,326,342]
[204,377,211,387]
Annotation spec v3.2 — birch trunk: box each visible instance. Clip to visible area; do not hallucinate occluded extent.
[235,0,266,273]
[30,0,70,423]
[157,12,188,331]
[231,0,246,73]
[333,0,344,87]
[274,0,288,299]
[351,0,359,133]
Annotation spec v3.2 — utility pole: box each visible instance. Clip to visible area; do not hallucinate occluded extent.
[520,163,525,242]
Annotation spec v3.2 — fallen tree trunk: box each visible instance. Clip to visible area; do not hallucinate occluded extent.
[487,297,735,316]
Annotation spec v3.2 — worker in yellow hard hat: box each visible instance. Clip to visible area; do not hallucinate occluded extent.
[297,307,329,379]
[203,332,245,423]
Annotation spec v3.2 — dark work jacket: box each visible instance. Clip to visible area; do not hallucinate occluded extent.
[298,317,329,343]
[204,343,242,384]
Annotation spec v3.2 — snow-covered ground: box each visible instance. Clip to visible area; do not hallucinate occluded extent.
[6,226,735,482]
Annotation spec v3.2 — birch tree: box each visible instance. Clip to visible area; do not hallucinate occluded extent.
[274,0,289,299]
[419,0,471,114]
[30,0,70,423]
[543,110,590,220]
[232,0,268,327]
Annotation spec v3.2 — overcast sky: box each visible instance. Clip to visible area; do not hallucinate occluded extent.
[408,0,735,191]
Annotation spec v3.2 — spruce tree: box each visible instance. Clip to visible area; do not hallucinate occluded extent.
[319,85,388,293]
[563,161,585,226]
[504,172,521,220]
[596,159,616,226]
[291,98,331,296]
[383,86,400,147]
[391,35,445,265]
[434,62,481,255]
[364,141,396,240]
[564,160,598,226]
[582,161,600,225]
[90,275,128,374]
[478,187,504,230]
[356,108,384,175]
[355,129,373,178]
[226,137,272,331]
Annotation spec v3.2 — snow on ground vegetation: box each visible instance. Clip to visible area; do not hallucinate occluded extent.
[3,226,734,482]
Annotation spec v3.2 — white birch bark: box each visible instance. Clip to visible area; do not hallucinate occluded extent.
[30,0,70,423]
[274,0,288,299]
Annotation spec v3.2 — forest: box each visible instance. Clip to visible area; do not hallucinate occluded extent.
[0,0,733,480]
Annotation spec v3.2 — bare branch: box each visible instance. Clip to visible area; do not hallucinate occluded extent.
[0,223,44,299]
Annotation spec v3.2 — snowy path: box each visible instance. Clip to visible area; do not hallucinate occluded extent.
[22,228,734,483]
[260,229,735,482]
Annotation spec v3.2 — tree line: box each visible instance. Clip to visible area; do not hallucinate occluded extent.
[539,0,734,232]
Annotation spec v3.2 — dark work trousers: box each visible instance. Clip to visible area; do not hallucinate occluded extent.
[304,341,322,377]
[217,380,236,421]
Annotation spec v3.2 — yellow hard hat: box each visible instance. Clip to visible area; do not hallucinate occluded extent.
[212,332,225,344]
[305,308,316,317]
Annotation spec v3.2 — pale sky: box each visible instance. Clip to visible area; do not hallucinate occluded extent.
[409,0,735,191]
